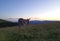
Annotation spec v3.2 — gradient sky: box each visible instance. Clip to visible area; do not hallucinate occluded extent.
[0,0,60,20]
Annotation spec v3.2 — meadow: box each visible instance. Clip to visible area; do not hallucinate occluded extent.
[0,23,60,41]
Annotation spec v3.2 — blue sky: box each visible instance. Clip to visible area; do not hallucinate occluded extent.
[0,0,60,20]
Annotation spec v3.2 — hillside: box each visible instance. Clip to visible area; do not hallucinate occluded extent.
[0,19,7,23]
[0,19,18,27]
[0,23,60,41]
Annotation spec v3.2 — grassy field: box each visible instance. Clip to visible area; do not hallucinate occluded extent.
[0,23,60,41]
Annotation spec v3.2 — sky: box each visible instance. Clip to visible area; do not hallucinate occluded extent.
[0,0,60,20]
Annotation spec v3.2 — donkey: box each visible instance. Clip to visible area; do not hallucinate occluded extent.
[18,18,30,28]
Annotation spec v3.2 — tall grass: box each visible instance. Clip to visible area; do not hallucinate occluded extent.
[0,24,60,41]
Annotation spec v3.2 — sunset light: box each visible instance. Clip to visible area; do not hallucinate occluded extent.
[0,0,60,21]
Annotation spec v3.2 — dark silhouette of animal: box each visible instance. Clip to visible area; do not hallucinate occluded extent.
[18,18,30,27]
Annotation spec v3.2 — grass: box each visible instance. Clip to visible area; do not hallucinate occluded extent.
[0,23,60,41]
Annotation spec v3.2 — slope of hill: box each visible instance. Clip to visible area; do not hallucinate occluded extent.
[0,19,18,27]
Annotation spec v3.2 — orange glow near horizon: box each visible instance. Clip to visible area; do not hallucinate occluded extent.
[29,17,60,21]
